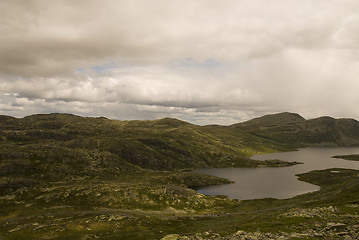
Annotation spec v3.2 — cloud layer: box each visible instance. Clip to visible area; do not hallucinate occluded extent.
[1,0,359,124]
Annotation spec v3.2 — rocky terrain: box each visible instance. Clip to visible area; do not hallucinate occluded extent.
[1,113,359,239]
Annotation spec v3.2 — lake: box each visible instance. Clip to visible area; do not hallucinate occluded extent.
[194,147,359,200]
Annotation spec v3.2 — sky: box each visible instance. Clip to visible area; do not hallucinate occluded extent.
[1,0,359,125]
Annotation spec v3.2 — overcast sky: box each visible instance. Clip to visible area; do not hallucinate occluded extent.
[1,0,359,125]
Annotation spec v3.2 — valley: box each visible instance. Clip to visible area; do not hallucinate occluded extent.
[1,112,359,239]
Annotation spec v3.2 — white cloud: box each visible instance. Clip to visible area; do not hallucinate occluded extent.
[1,0,359,124]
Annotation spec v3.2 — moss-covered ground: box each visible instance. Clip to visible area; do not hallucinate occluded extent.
[1,113,359,239]
[1,168,359,239]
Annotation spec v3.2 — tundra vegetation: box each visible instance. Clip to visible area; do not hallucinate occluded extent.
[1,112,359,239]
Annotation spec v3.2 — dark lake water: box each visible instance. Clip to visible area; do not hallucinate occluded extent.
[194,147,359,200]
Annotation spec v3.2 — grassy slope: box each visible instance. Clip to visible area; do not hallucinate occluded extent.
[1,112,359,239]
[233,112,359,147]
[0,113,288,239]
[2,168,359,239]
[0,113,293,176]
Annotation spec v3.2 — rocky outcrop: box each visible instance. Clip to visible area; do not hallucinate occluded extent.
[161,226,359,240]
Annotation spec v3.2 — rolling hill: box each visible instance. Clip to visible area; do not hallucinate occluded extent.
[232,112,359,147]
[2,112,359,239]
[1,112,359,187]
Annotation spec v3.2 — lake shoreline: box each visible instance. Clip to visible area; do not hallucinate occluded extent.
[194,147,359,200]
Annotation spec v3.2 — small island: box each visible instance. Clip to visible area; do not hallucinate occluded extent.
[256,159,303,167]
[332,154,359,161]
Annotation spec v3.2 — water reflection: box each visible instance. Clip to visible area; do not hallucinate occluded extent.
[194,147,359,200]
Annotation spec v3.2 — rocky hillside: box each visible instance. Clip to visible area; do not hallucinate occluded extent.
[1,112,359,186]
[0,113,289,177]
[2,112,359,239]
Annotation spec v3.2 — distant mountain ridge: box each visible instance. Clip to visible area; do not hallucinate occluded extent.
[233,112,359,147]
[1,111,359,185]
[237,112,306,126]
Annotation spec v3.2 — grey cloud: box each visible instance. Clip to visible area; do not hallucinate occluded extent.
[1,0,359,124]
[0,63,259,109]
[2,0,359,77]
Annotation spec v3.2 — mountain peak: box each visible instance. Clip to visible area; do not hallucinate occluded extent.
[240,112,305,126]
[153,117,190,127]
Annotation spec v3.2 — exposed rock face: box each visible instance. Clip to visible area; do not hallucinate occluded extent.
[279,206,337,218]
[326,222,347,231]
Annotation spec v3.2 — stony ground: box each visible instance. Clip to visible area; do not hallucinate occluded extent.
[2,114,359,239]
[159,203,359,240]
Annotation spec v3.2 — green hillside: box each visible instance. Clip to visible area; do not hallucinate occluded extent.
[233,112,359,147]
[1,112,359,196]
[0,113,293,181]
[1,112,359,239]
